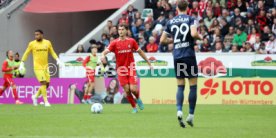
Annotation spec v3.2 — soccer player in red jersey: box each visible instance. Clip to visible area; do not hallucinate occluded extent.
[0,50,23,104]
[101,24,153,113]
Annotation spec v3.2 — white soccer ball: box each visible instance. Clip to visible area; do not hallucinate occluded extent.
[91,103,103,114]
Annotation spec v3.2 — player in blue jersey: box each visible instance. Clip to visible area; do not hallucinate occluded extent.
[160,0,203,128]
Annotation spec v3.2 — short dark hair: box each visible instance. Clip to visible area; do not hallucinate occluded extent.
[35,29,44,34]
[15,52,19,56]
[118,24,129,30]
[6,50,11,58]
[177,0,188,12]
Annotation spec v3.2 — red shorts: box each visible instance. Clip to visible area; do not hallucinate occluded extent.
[117,70,138,86]
[86,69,95,82]
[3,74,14,87]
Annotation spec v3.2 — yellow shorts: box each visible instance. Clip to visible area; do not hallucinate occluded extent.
[34,69,50,82]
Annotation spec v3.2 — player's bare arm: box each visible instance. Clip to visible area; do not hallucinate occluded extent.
[191,25,203,40]
[137,49,153,69]
[160,32,173,45]
[101,49,110,63]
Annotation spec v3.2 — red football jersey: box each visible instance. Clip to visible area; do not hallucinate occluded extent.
[107,38,139,69]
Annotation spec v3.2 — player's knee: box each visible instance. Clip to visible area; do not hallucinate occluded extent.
[130,88,137,93]
[125,90,131,95]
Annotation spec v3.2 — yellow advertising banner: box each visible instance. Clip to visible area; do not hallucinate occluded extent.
[140,78,276,105]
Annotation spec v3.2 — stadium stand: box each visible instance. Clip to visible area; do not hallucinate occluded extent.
[81,0,276,54]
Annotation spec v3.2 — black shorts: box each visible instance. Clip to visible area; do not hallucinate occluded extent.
[174,57,198,79]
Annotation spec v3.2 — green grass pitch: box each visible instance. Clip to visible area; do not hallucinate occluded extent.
[0,104,276,138]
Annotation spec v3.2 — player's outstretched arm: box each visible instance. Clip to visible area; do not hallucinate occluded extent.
[101,49,110,64]
[19,43,32,71]
[48,42,64,66]
[137,49,153,69]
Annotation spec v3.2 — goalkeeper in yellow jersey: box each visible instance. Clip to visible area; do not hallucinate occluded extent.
[19,30,63,107]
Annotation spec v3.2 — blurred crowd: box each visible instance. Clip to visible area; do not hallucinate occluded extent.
[0,0,12,7]
[76,0,276,54]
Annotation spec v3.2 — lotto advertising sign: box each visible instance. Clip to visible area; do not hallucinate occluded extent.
[199,78,275,105]
[140,78,276,105]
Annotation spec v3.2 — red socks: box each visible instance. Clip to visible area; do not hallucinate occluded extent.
[83,95,87,100]
[12,88,19,101]
[127,95,136,108]
[83,94,92,100]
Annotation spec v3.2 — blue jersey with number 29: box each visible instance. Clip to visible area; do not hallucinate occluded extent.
[164,14,196,59]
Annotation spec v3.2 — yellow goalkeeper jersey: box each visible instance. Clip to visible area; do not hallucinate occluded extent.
[22,39,58,70]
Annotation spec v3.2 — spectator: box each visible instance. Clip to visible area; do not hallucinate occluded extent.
[198,0,207,13]
[87,44,97,53]
[213,2,222,17]
[257,42,267,54]
[97,41,105,53]
[200,37,211,52]
[146,36,158,53]
[204,10,215,29]
[229,44,239,53]
[145,23,152,39]
[218,9,231,22]
[261,26,271,42]
[151,30,160,44]
[153,1,165,19]
[103,20,113,35]
[188,1,202,17]
[138,36,147,51]
[209,28,221,47]
[118,11,129,25]
[231,8,245,25]
[234,17,245,31]
[144,13,154,24]
[208,19,220,34]
[220,18,229,37]
[237,0,247,13]
[13,52,24,78]
[133,12,142,26]
[153,11,167,27]
[101,34,109,47]
[137,26,149,41]
[265,34,276,54]
[168,11,175,20]
[247,27,260,45]
[131,19,144,39]
[253,36,262,51]
[213,41,227,53]
[196,26,208,46]
[163,1,172,18]
[223,26,235,51]
[242,42,254,52]
[227,0,237,11]
[256,9,268,31]
[127,29,133,38]
[126,5,138,25]
[272,18,276,35]
[76,44,85,53]
[232,27,247,48]
[245,19,258,34]
[110,25,119,38]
